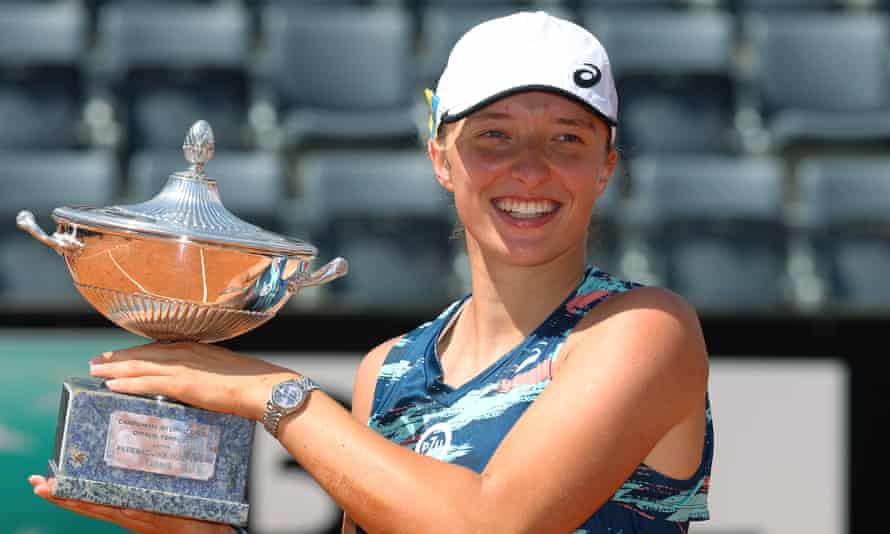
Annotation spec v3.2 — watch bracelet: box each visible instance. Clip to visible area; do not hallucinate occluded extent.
[263,376,319,437]
[263,398,284,436]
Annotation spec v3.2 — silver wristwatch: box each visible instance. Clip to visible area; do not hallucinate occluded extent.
[263,376,318,438]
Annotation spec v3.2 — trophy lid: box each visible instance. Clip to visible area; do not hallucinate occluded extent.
[53,121,316,257]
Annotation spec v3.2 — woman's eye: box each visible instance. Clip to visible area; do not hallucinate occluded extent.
[481,130,507,139]
[556,133,583,143]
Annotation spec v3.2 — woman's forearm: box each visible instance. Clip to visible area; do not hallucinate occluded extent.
[275,391,491,534]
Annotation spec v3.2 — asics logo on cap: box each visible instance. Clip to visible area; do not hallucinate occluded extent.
[573,63,602,89]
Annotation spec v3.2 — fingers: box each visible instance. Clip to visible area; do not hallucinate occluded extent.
[93,342,244,369]
[28,474,51,497]
[28,475,219,534]
[90,359,178,381]
[90,341,199,365]
[102,375,184,400]
[29,475,129,524]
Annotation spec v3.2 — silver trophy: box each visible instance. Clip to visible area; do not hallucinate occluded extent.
[17,120,347,526]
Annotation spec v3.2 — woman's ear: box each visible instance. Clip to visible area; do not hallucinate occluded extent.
[428,137,454,192]
[596,147,619,196]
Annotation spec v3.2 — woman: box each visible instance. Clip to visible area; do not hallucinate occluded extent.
[29,11,713,533]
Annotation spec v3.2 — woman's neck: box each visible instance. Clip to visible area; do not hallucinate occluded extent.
[438,237,586,385]
[467,251,585,333]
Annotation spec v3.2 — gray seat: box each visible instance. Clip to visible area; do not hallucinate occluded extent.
[0,150,118,302]
[95,2,251,150]
[578,0,724,7]
[738,0,839,10]
[744,13,890,150]
[416,0,547,5]
[576,0,682,6]
[293,150,457,308]
[584,9,736,153]
[258,6,419,149]
[627,155,788,312]
[0,2,87,149]
[797,157,890,311]
[126,149,287,230]
[0,150,118,222]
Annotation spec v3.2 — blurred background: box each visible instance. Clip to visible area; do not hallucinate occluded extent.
[0,0,886,532]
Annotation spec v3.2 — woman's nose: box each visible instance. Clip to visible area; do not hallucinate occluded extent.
[510,141,549,187]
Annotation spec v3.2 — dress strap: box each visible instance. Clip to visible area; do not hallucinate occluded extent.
[370,297,467,417]
[535,266,644,347]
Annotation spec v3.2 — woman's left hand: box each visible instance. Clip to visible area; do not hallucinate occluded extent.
[89,342,299,422]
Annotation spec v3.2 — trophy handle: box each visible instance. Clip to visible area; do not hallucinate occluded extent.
[288,257,348,292]
[17,210,84,255]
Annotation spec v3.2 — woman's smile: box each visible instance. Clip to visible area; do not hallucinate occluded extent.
[427,90,616,266]
[491,197,562,227]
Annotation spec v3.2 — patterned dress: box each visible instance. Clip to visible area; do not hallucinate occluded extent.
[361,266,713,533]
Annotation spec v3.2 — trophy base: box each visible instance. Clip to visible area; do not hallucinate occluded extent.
[49,460,250,525]
[49,376,254,526]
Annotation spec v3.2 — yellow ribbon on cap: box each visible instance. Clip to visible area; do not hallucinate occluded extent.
[424,88,439,138]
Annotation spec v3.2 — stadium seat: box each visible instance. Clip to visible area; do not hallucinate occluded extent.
[576,0,683,6]
[0,150,118,223]
[291,150,458,308]
[256,6,420,150]
[0,2,88,149]
[738,0,839,10]
[743,13,890,151]
[243,0,361,20]
[87,0,214,9]
[626,155,788,312]
[583,9,737,154]
[93,2,252,151]
[0,150,118,302]
[414,0,554,5]
[796,157,890,311]
[576,0,726,8]
[126,149,287,230]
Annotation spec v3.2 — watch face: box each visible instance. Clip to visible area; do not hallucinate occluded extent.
[272,380,303,410]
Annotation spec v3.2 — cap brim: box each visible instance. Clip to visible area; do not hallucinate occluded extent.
[440,84,617,128]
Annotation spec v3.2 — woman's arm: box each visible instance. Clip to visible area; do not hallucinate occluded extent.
[91,286,708,534]
[275,287,708,534]
[341,337,398,534]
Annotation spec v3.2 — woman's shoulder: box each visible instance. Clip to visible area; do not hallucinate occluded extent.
[579,277,703,337]
[359,295,468,370]
[563,283,708,391]
[351,336,402,422]
[353,296,469,410]
[358,336,403,379]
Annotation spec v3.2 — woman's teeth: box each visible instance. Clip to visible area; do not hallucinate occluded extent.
[494,199,559,219]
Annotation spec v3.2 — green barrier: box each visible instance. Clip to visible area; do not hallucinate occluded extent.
[0,329,145,534]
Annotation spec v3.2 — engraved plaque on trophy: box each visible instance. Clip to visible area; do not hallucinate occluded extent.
[17,121,348,526]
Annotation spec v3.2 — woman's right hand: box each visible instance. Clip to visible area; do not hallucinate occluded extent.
[28,475,233,534]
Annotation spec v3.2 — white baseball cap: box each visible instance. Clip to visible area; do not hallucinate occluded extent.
[426,11,618,140]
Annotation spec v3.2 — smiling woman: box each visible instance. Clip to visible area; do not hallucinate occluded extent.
[29,10,713,534]
[429,91,616,269]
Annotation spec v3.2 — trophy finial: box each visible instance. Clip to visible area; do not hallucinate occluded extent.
[182,120,215,175]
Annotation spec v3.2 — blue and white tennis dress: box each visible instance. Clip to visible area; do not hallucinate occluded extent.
[364,266,713,533]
